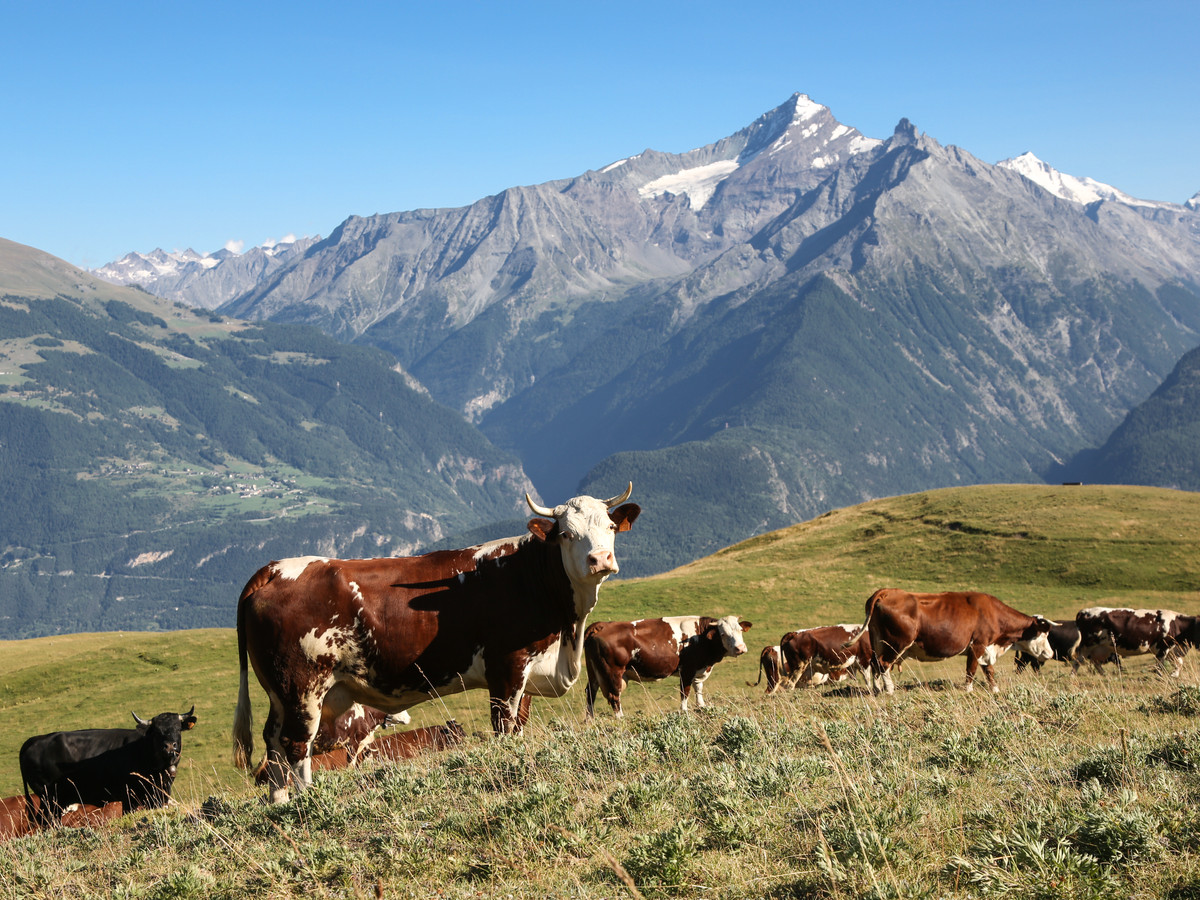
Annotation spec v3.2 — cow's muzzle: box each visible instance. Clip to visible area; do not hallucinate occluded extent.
[587,550,617,576]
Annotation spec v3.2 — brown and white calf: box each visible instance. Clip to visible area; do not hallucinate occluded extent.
[584,615,752,716]
[750,644,790,694]
[234,485,639,802]
[1075,607,1200,676]
[780,624,875,689]
[851,588,1054,694]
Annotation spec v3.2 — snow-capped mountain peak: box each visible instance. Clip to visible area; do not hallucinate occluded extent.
[635,93,881,211]
[997,151,1172,209]
[91,235,319,309]
[1186,191,1200,212]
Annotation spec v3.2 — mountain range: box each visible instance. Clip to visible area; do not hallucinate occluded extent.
[4,92,1199,636]
[160,95,1200,548]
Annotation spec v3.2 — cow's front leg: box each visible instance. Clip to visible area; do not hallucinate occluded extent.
[487,660,528,735]
[963,651,980,692]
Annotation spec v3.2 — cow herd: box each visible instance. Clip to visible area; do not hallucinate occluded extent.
[754,591,1200,696]
[6,484,1198,835]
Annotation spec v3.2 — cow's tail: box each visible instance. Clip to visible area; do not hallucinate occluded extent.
[232,568,270,770]
[748,652,767,687]
[842,589,884,648]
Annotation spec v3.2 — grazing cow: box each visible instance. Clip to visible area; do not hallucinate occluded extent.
[1075,607,1200,676]
[750,644,790,694]
[584,615,753,717]
[1014,621,1085,673]
[852,589,1054,694]
[20,707,197,828]
[780,624,875,689]
[234,484,640,802]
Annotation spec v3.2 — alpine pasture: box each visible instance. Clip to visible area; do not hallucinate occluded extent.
[2,484,1200,898]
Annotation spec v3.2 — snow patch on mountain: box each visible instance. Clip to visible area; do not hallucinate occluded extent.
[638,160,740,209]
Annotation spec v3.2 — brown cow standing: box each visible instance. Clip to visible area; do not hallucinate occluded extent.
[584,615,752,716]
[1075,607,1200,676]
[852,588,1054,694]
[234,485,639,803]
[780,624,875,690]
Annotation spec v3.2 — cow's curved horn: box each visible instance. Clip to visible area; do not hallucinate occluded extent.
[526,493,555,517]
[182,705,195,718]
[132,712,150,726]
[600,482,633,508]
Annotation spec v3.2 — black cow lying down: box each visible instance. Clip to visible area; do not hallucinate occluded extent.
[20,707,197,828]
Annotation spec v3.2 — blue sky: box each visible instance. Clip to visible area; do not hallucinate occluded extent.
[3,0,1197,269]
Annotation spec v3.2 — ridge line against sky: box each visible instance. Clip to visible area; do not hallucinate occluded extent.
[2,0,1197,269]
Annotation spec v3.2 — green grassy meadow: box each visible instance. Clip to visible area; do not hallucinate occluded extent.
[2,483,1199,898]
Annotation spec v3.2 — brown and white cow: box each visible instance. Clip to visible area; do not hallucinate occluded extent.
[852,588,1054,694]
[234,484,639,802]
[1075,607,1200,676]
[584,615,752,716]
[780,624,876,690]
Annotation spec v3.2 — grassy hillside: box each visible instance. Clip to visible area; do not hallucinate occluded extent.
[1,483,1196,800]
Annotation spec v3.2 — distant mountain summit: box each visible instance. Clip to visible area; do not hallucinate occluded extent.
[92,236,319,309]
[996,151,1174,208]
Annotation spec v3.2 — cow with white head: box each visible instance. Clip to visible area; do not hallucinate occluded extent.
[234,484,639,802]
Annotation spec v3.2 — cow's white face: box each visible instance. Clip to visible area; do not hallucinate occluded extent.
[556,496,624,583]
[715,615,750,657]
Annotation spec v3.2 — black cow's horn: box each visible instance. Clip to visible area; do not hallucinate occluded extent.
[182,705,195,718]
[601,482,633,507]
[132,712,150,726]
[526,493,555,517]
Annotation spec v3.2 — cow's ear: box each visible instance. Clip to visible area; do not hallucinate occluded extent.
[740,620,753,631]
[527,518,556,542]
[610,503,641,532]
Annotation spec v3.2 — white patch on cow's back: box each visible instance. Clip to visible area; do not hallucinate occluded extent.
[274,556,329,581]
[347,581,364,604]
[472,536,523,562]
[660,615,701,649]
